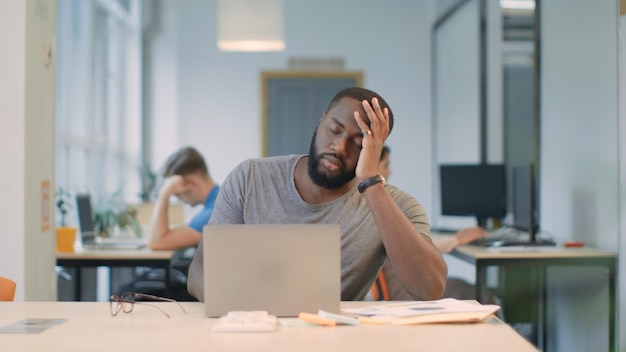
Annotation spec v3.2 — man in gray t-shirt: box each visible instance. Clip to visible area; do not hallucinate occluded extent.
[188,87,447,301]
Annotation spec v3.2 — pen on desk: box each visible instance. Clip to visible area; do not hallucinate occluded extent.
[317,309,360,326]
[298,312,337,326]
[357,316,388,325]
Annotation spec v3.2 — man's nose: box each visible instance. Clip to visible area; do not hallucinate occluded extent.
[331,137,349,156]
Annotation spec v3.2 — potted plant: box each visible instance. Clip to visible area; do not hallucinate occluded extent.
[55,187,77,252]
[134,165,160,224]
[138,164,158,203]
[93,192,142,239]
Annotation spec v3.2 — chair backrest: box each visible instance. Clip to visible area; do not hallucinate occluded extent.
[0,275,17,301]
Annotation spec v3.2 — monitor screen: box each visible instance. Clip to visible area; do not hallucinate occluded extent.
[440,164,506,227]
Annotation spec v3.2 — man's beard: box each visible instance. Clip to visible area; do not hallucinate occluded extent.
[307,129,356,189]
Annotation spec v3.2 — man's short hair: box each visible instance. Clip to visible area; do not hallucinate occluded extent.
[325,87,394,133]
[162,146,209,178]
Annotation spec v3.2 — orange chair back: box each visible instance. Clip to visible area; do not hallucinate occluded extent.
[0,275,17,301]
[370,272,390,301]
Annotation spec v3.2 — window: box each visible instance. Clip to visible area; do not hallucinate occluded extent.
[55,0,142,219]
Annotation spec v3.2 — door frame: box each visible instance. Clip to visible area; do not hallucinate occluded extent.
[260,71,363,156]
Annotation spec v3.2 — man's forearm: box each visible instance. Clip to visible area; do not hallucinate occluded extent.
[148,191,172,248]
[362,184,448,300]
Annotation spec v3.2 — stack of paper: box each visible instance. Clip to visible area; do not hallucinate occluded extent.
[342,298,500,325]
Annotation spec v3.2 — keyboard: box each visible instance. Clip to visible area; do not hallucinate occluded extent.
[470,237,508,247]
[211,311,278,332]
[470,237,556,247]
[430,227,460,234]
[83,240,146,250]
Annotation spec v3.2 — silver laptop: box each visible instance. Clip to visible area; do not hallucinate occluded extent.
[76,194,146,250]
[203,224,341,317]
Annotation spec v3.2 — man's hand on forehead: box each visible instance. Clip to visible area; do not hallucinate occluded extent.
[353,104,371,127]
[356,97,390,139]
[352,97,391,179]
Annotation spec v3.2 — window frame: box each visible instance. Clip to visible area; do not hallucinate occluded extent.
[55,0,142,226]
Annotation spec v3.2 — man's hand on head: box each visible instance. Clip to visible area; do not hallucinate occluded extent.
[160,175,189,197]
[353,97,391,180]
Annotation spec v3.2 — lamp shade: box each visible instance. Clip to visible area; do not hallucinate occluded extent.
[217,0,285,52]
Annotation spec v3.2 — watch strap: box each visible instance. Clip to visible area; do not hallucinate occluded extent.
[358,174,386,193]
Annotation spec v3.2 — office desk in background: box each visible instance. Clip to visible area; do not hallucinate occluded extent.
[56,248,174,301]
[451,244,617,351]
[0,301,537,352]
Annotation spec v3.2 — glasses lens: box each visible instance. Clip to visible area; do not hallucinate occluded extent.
[109,297,122,316]
[109,292,187,318]
[120,293,135,313]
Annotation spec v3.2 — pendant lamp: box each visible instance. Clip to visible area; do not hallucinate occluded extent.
[217,0,285,52]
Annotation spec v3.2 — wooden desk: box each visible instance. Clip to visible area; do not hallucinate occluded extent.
[451,245,617,351]
[0,301,537,352]
[56,248,174,301]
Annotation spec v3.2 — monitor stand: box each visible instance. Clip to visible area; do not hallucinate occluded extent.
[476,216,488,228]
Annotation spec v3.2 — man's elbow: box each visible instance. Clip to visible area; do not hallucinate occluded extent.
[148,233,176,250]
[409,277,446,300]
[148,240,167,250]
[407,266,448,300]
[427,275,447,300]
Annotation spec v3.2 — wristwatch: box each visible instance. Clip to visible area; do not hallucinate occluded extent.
[358,174,386,193]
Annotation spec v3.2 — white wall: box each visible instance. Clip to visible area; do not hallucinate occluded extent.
[0,0,27,300]
[620,10,626,352]
[150,0,434,216]
[148,0,180,170]
[0,0,57,301]
[541,1,620,351]
[24,0,57,301]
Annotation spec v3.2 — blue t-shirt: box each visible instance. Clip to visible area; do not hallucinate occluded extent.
[187,185,220,233]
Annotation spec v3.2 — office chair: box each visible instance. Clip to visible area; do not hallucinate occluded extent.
[0,275,17,301]
[371,270,484,301]
[370,272,390,301]
[118,246,198,302]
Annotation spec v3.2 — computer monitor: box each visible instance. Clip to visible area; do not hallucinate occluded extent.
[512,164,555,246]
[440,164,506,227]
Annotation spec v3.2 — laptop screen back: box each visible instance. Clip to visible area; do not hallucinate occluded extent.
[76,194,97,245]
[76,194,95,233]
[203,224,341,317]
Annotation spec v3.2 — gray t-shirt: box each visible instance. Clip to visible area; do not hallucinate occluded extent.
[208,154,430,300]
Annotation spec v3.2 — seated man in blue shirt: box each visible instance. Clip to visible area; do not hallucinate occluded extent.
[148,146,220,250]
[123,147,219,301]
